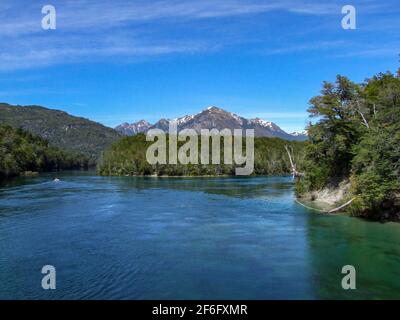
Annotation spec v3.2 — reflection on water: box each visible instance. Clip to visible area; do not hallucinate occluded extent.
[0,173,399,299]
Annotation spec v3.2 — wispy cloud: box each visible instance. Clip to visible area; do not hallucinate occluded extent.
[0,0,398,70]
[262,40,350,55]
[0,0,340,35]
[330,43,400,58]
[0,38,213,70]
[243,111,310,120]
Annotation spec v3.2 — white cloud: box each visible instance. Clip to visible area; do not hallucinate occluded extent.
[262,40,350,55]
[0,0,340,34]
[243,111,310,120]
[331,45,400,58]
[0,0,397,70]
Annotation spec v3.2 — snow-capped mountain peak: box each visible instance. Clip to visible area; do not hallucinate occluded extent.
[173,115,194,125]
[290,130,308,137]
[115,120,152,135]
[115,106,308,141]
[250,118,275,129]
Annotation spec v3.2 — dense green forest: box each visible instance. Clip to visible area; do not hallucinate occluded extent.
[0,103,121,164]
[98,134,305,176]
[0,125,89,178]
[297,69,400,220]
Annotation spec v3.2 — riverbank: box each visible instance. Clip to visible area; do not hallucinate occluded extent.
[297,180,400,222]
[297,180,353,212]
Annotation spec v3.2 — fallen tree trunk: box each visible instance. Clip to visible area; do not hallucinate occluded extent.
[295,197,356,214]
[327,197,356,213]
[295,199,326,212]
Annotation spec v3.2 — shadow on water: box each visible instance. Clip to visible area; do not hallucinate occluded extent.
[103,175,294,199]
[0,170,94,190]
[1,173,294,202]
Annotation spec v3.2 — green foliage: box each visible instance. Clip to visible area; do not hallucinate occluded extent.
[97,134,305,176]
[351,73,400,218]
[305,75,363,186]
[0,125,89,178]
[0,103,121,164]
[298,71,400,220]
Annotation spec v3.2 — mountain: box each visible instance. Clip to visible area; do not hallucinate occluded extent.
[115,120,151,135]
[0,125,89,178]
[116,106,308,141]
[290,130,308,141]
[0,103,121,163]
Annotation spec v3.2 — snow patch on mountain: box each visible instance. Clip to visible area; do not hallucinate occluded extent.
[290,130,308,137]
[116,106,308,141]
[250,118,275,130]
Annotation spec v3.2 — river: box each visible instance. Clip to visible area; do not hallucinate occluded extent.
[0,172,399,299]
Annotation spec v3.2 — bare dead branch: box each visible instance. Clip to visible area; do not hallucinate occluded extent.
[284,145,305,178]
[355,101,370,129]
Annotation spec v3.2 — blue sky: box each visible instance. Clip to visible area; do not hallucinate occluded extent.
[0,0,399,132]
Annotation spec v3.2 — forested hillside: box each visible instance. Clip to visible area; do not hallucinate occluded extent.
[98,134,305,176]
[0,103,121,163]
[297,70,400,220]
[0,125,89,178]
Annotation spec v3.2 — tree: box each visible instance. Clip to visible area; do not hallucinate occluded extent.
[298,70,400,220]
